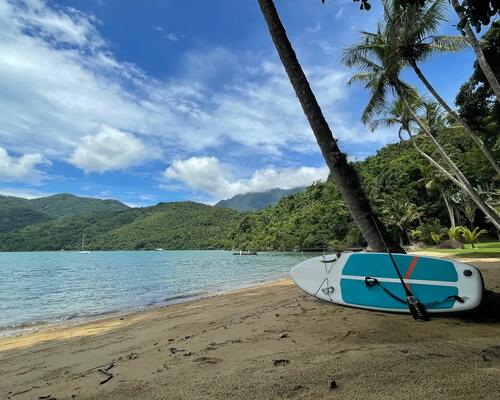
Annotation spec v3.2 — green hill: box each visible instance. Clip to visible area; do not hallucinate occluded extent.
[27,193,129,218]
[215,187,306,212]
[0,207,52,233]
[0,202,240,251]
[229,128,497,251]
[0,193,129,233]
[90,202,240,250]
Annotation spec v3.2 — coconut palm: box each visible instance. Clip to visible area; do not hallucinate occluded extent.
[459,226,488,248]
[343,21,500,229]
[419,166,457,228]
[450,0,500,104]
[383,196,423,245]
[384,0,500,176]
[257,0,403,252]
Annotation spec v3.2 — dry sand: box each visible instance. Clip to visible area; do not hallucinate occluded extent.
[1,257,500,400]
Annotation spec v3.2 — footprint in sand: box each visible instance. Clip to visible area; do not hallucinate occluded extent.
[193,357,222,364]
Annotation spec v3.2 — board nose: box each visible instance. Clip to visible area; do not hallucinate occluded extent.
[291,257,327,295]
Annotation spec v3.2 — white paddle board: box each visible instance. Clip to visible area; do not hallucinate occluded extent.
[291,252,483,313]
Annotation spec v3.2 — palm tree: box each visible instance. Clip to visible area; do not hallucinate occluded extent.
[257,0,403,252]
[450,0,500,104]
[383,196,423,245]
[419,166,456,228]
[450,190,477,227]
[343,23,500,230]
[459,226,488,248]
[384,0,500,176]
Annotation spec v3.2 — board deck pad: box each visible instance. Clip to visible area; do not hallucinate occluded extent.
[340,279,459,310]
[343,254,458,282]
[291,252,483,314]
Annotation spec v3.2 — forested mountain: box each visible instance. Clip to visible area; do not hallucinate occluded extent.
[0,194,129,236]
[230,125,498,251]
[26,194,128,218]
[0,202,240,251]
[215,187,306,212]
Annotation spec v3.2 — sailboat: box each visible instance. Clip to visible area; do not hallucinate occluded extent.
[79,234,90,254]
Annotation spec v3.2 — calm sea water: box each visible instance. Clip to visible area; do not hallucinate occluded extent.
[0,250,315,337]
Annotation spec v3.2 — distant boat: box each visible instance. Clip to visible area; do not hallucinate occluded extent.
[79,234,89,254]
[154,248,164,251]
[233,250,258,255]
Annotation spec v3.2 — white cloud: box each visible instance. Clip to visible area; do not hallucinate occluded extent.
[164,156,329,200]
[70,126,154,173]
[153,26,179,41]
[0,147,50,183]
[335,7,344,20]
[306,22,321,33]
[317,39,335,55]
[0,0,393,178]
[0,187,50,199]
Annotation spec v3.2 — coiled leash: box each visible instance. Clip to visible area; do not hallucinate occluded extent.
[364,277,465,308]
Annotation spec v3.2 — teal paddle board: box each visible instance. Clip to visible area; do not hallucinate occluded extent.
[291,252,483,313]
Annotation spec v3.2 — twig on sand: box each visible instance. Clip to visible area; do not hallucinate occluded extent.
[97,362,115,385]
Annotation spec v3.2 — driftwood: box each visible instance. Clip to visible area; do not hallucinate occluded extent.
[97,362,115,385]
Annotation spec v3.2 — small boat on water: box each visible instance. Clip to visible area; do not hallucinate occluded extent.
[154,248,164,251]
[79,234,89,254]
[233,250,258,255]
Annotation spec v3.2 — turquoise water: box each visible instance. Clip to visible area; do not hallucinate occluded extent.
[0,250,313,337]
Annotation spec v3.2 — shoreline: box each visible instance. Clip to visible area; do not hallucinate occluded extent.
[2,251,498,341]
[0,277,291,351]
[1,257,499,399]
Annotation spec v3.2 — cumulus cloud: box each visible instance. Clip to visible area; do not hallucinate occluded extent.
[0,147,50,183]
[164,156,329,200]
[70,127,154,173]
[0,0,392,177]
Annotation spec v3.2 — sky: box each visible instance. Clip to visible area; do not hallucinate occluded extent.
[0,0,476,206]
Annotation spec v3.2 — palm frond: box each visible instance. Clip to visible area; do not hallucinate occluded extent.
[429,35,469,52]
[361,76,388,125]
[347,72,375,86]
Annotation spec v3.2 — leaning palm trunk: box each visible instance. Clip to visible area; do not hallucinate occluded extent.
[258,0,403,252]
[440,189,456,228]
[398,93,500,229]
[410,60,500,176]
[450,0,500,103]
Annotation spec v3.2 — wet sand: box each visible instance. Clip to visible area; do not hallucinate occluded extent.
[1,257,500,400]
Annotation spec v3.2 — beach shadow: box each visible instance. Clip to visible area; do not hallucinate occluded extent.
[456,289,500,324]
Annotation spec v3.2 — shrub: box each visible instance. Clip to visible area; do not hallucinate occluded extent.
[430,231,444,244]
[447,226,464,241]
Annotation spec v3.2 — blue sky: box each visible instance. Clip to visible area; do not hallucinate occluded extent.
[0,0,476,206]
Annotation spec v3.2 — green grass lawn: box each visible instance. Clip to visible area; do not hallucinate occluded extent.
[418,241,500,258]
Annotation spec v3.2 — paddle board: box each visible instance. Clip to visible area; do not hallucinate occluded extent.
[291,252,483,313]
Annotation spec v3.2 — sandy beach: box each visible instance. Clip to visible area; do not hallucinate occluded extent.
[1,255,500,400]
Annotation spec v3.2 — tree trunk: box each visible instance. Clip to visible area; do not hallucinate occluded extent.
[405,230,412,245]
[399,93,500,229]
[440,189,456,228]
[410,60,500,177]
[450,0,500,103]
[258,0,404,253]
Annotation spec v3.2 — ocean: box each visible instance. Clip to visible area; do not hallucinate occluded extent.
[0,250,315,337]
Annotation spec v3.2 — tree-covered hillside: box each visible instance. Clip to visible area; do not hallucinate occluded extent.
[0,202,241,251]
[0,194,130,241]
[27,194,129,218]
[229,123,498,252]
[89,202,241,250]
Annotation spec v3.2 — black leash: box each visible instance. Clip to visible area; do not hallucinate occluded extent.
[364,277,464,308]
[370,214,429,321]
